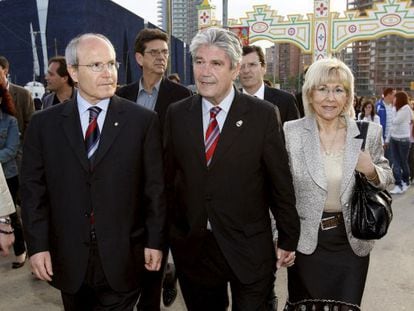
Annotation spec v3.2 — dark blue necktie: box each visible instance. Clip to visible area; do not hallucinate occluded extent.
[85,106,102,161]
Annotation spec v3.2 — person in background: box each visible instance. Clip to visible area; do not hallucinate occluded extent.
[283,58,393,310]
[116,27,191,310]
[389,91,412,194]
[0,56,35,141]
[0,83,27,268]
[239,45,299,124]
[408,99,414,184]
[0,163,15,256]
[42,56,76,109]
[357,99,380,124]
[376,87,396,166]
[239,44,300,310]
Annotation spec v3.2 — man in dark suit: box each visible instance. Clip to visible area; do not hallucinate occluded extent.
[116,28,191,129]
[116,28,191,310]
[164,27,300,311]
[239,45,300,310]
[21,33,166,310]
[239,45,300,123]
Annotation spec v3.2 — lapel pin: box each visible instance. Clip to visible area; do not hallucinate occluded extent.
[114,122,119,127]
[236,120,243,127]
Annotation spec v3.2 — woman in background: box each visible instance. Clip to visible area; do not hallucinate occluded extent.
[389,91,412,194]
[0,84,27,268]
[358,99,381,124]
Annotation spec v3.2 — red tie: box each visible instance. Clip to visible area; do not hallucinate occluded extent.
[205,107,221,166]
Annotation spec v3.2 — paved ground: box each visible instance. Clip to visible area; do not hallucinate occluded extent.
[0,186,413,310]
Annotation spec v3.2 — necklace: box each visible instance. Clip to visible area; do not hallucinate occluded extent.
[319,119,340,156]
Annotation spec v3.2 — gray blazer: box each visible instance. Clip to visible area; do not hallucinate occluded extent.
[283,116,393,257]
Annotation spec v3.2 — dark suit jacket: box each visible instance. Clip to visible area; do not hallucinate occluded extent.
[116,77,192,127]
[264,85,300,123]
[9,83,35,139]
[164,90,300,284]
[21,95,166,293]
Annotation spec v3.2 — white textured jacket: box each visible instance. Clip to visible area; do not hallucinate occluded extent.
[283,116,394,256]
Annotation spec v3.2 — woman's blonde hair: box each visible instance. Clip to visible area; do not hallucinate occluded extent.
[302,58,355,118]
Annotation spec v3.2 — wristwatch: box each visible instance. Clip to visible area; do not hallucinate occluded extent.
[0,217,11,225]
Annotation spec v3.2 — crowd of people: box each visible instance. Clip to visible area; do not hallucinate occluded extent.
[0,26,411,311]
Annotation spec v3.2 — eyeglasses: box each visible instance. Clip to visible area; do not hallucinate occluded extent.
[74,61,120,72]
[240,62,262,70]
[144,49,169,57]
[314,86,347,98]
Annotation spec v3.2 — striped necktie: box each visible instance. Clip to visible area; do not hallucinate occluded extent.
[85,106,102,162]
[205,106,221,166]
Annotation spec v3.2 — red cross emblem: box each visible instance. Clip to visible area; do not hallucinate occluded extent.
[200,11,210,23]
[316,3,328,16]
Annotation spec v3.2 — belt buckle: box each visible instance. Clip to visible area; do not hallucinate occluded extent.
[320,216,337,231]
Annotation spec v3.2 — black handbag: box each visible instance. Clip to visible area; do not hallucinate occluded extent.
[350,121,393,240]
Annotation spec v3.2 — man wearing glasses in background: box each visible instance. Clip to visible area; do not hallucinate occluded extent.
[239,45,299,124]
[239,45,300,311]
[116,28,191,311]
[21,33,166,310]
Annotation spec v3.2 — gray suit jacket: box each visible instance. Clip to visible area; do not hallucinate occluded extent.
[283,116,393,256]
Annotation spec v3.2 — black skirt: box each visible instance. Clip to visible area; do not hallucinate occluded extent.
[284,212,369,311]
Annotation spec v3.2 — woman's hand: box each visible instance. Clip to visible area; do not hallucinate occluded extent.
[356,150,376,177]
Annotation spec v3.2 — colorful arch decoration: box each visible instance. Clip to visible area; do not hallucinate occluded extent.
[198,0,414,61]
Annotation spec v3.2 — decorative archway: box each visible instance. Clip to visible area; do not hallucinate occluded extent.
[198,0,414,61]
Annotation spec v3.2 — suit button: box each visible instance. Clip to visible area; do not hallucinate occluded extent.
[205,195,212,201]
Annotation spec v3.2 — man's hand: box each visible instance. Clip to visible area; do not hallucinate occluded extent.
[30,251,53,281]
[144,248,163,271]
[0,224,15,256]
[276,248,296,269]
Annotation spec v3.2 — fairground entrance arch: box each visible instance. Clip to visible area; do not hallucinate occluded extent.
[198,0,414,61]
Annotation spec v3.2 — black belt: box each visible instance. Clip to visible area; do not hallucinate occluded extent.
[320,213,343,230]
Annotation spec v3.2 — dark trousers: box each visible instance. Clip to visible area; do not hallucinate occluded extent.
[390,138,410,186]
[61,242,140,311]
[409,142,414,182]
[136,247,169,311]
[6,175,26,257]
[176,231,274,311]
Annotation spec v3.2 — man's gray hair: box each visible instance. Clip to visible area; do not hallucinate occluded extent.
[190,27,242,69]
[65,33,115,66]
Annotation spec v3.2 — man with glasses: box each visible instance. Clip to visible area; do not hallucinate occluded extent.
[239,45,300,311]
[116,28,191,311]
[21,33,166,310]
[239,45,299,124]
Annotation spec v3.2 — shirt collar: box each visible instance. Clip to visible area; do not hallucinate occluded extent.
[242,82,265,99]
[77,92,110,114]
[202,86,235,114]
[138,77,162,95]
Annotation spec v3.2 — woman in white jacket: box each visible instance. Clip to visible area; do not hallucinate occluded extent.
[389,91,413,194]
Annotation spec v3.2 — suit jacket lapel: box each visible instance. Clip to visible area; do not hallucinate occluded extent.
[302,117,327,191]
[209,91,249,168]
[340,118,363,197]
[61,99,90,172]
[93,96,125,168]
[183,95,206,166]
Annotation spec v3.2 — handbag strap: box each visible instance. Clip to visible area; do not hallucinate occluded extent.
[356,121,369,151]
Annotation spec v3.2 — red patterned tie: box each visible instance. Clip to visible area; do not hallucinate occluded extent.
[85,106,102,161]
[205,106,221,166]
